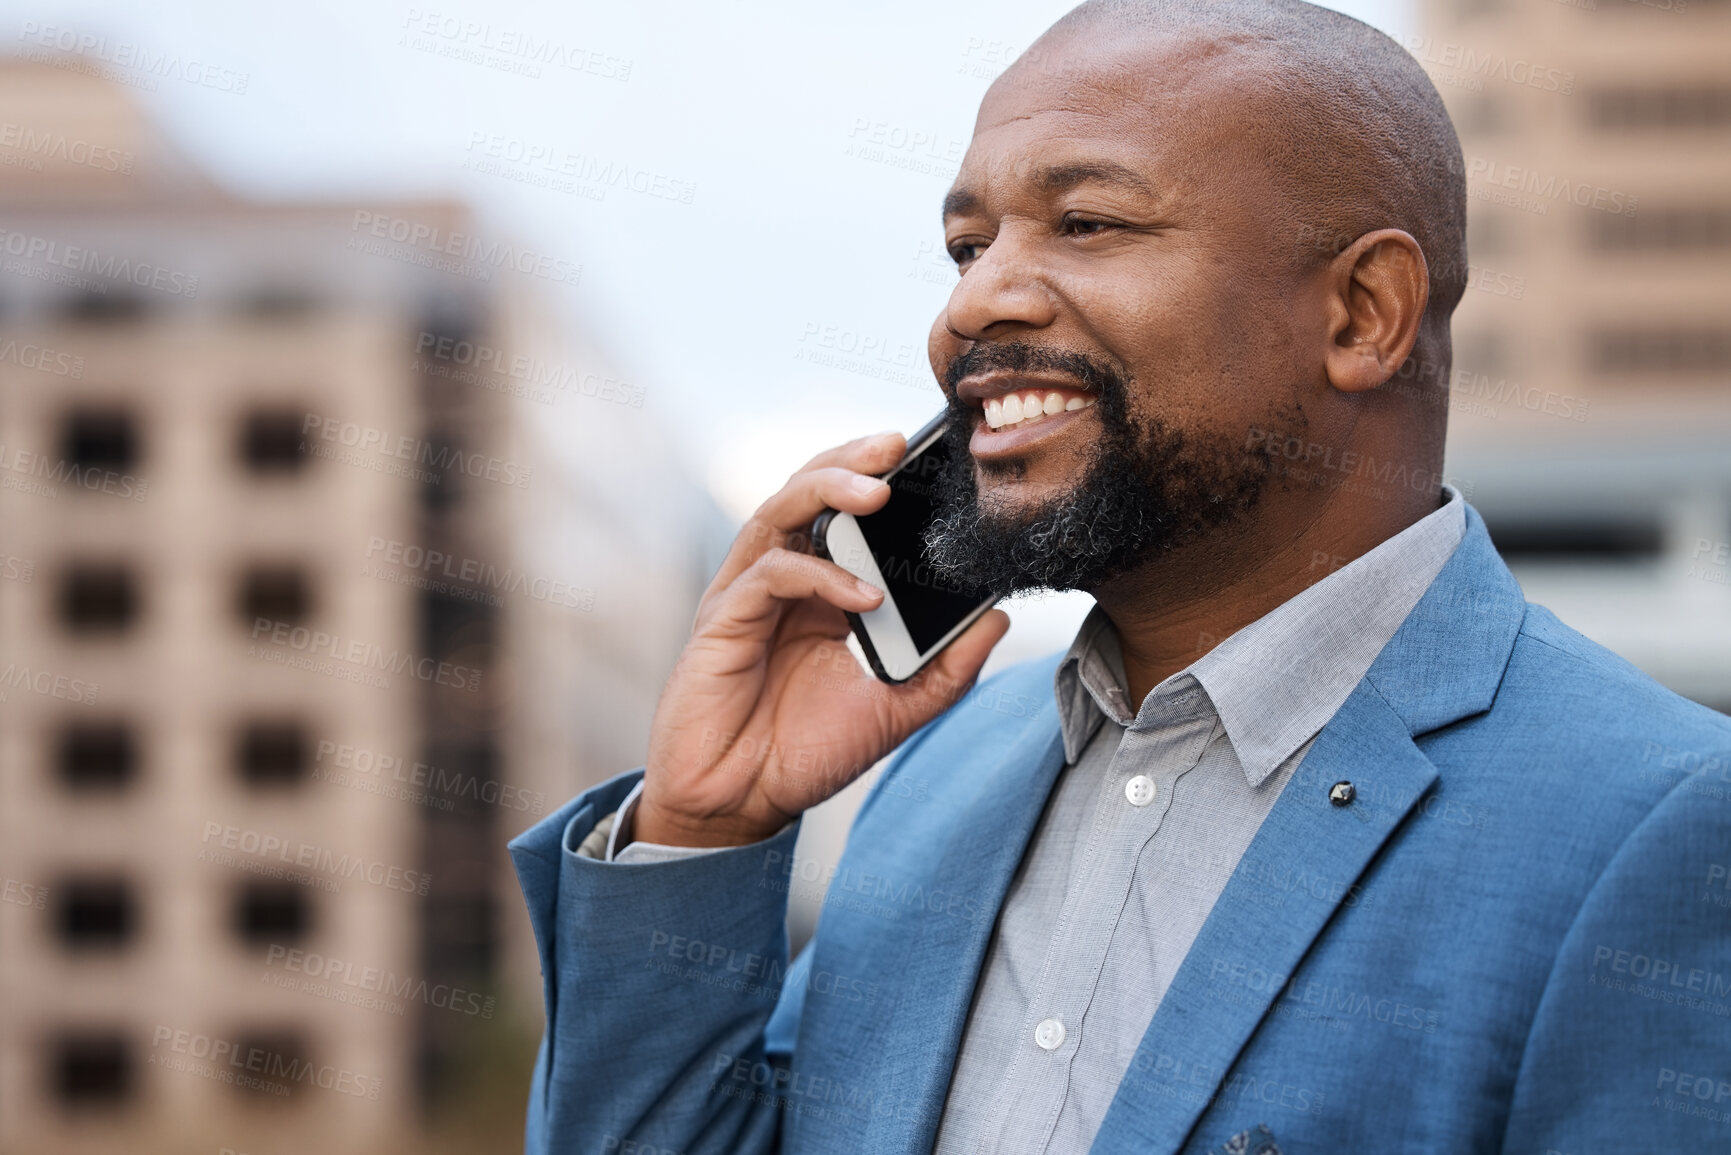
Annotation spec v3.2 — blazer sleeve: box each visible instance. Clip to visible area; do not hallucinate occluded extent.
[1500,758,1731,1153]
[508,768,805,1155]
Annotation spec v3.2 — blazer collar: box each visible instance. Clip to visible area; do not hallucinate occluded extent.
[1359,503,1526,737]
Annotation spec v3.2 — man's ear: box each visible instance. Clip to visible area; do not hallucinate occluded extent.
[1321,229,1429,394]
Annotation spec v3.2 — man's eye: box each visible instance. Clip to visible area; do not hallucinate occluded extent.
[948,242,985,266]
[1062,216,1114,236]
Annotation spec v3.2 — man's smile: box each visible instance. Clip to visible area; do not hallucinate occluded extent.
[954,371,1099,460]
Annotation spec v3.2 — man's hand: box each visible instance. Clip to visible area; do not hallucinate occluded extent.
[635,431,1010,848]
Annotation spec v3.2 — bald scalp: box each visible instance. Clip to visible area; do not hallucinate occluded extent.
[1040,0,1467,382]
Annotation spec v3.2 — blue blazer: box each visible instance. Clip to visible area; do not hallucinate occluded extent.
[509,507,1731,1153]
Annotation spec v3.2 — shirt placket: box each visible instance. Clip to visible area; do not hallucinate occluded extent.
[978,685,1219,1155]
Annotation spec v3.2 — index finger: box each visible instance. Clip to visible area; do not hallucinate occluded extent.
[798,430,906,475]
[704,431,907,596]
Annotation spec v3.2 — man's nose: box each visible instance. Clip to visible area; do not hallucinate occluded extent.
[942,232,1058,341]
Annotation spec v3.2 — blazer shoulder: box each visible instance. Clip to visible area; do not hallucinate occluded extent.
[1470,604,1731,825]
[1508,603,1731,744]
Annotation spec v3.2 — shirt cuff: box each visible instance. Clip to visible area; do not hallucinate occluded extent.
[605,780,732,864]
[571,779,797,864]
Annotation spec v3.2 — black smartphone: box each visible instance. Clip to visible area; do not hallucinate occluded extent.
[811,412,997,683]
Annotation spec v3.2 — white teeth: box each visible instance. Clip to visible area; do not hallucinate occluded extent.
[982,391,1096,432]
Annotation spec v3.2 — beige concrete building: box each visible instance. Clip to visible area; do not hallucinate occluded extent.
[0,59,722,1154]
[1416,0,1731,709]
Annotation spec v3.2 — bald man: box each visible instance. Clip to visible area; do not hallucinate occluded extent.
[510,2,1731,1152]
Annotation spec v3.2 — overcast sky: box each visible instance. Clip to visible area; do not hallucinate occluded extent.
[15,0,1409,658]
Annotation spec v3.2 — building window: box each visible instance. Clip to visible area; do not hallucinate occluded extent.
[1454,329,1513,377]
[53,876,139,951]
[236,288,322,320]
[1587,328,1731,374]
[57,563,140,633]
[1455,92,1512,136]
[1586,85,1731,130]
[1485,517,1664,563]
[232,880,312,947]
[55,720,139,791]
[236,720,310,787]
[1587,206,1731,252]
[61,292,150,323]
[49,1031,135,1109]
[418,426,464,514]
[59,408,139,474]
[1466,211,1516,257]
[230,1029,311,1098]
[238,565,312,627]
[240,408,309,474]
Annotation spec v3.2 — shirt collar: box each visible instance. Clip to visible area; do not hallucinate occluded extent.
[1053,486,1467,785]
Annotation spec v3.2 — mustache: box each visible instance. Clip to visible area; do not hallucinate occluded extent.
[940,341,1130,399]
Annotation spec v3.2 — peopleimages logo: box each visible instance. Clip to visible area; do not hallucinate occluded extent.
[1398,36,1575,94]
[199,821,433,895]
[313,739,547,814]
[0,227,199,296]
[264,945,496,1018]
[300,412,533,488]
[414,331,644,406]
[149,1026,381,1099]
[0,120,134,173]
[348,210,583,285]
[0,662,98,705]
[399,9,633,81]
[364,535,595,611]
[248,616,484,692]
[0,443,148,499]
[16,22,251,93]
[0,337,85,378]
[1466,157,1638,217]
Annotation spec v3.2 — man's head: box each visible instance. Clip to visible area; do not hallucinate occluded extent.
[925,0,1465,597]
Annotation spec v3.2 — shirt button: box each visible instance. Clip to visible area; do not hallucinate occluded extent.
[1125,775,1156,807]
[1034,1018,1066,1051]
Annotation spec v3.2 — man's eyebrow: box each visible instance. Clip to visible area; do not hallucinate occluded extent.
[941,161,1157,220]
[1036,161,1157,199]
[942,187,979,220]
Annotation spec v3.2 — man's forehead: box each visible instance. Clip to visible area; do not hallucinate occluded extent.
[975,26,1245,132]
[947,40,1262,218]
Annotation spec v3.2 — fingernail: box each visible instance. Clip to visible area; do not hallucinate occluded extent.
[850,474,886,496]
[856,577,881,596]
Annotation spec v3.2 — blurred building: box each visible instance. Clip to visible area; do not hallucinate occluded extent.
[0,59,722,1154]
[1418,0,1731,711]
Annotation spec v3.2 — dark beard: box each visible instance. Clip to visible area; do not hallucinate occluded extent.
[923,342,1284,597]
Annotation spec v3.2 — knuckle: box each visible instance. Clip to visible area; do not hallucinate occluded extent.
[737,516,780,551]
[755,547,801,576]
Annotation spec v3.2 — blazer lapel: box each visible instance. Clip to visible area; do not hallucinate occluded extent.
[898,718,1071,1149]
[794,696,1071,1151]
[1088,682,1435,1153]
[1090,506,1527,1154]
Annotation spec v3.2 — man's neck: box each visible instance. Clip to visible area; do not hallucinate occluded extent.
[1090,487,1444,705]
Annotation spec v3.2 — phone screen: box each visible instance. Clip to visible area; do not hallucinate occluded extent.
[854,430,994,654]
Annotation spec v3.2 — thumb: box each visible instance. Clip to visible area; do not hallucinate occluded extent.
[891,607,1010,721]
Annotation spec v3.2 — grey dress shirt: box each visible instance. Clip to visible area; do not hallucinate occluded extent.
[931,488,1465,1154]
[589,488,1466,1154]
